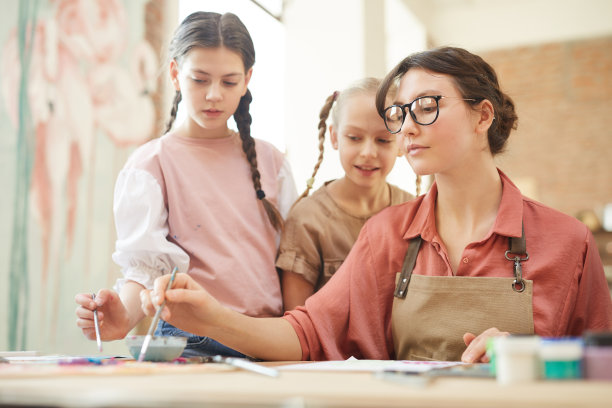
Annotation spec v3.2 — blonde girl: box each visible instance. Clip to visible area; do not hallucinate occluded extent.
[277,78,413,310]
[75,11,296,357]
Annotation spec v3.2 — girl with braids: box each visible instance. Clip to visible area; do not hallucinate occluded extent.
[75,11,297,357]
[139,47,610,362]
[277,78,412,310]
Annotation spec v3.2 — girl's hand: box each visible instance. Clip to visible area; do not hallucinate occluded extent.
[140,273,222,336]
[75,289,132,341]
[461,327,509,363]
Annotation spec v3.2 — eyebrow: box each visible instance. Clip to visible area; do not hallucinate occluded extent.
[394,89,442,105]
[190,69,243,78]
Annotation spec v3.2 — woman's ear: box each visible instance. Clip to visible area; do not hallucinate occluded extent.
[169,59,180,91]
[329,124,339,150]
[475,99,495,133]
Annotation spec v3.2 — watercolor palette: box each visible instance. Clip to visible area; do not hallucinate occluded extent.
[125,335,187,362]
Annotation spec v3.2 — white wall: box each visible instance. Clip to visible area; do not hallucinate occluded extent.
[284,0,425,195]
[403,0,612,51]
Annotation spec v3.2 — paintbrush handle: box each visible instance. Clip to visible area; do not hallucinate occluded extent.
[138,267,178,362]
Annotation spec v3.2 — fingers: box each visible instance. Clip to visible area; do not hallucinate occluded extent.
[463,332,476,347]
[461,327,509,363]
[75,293,97,310]
[139,289,158,317]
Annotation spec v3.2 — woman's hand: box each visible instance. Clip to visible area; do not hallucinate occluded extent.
[140,273,223,336]
[461,327,509,363]
[75,289,132,341]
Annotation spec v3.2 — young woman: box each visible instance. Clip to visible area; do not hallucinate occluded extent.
[74,12,296,357]
[139,47,612,362]
[278,78,412,310]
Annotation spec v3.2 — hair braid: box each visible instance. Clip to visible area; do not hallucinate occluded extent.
[234,89,284,231]
[165,90,182,134]
[297,91,338,201]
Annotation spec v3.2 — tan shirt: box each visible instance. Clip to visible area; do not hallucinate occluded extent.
[276,181,413,290]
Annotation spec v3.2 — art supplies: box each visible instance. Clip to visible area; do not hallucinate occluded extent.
[211,356,279,378]
[583,331,612,381]
[494,335,540,385]
[137,266,178,362]
[539,338,583,380]
[92,293,103,352]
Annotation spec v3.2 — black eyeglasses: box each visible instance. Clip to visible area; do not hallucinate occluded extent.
[383,95,478,134]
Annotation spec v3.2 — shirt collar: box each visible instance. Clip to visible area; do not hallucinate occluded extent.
[403,168,524,242]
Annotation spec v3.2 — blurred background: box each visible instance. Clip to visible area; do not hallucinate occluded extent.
[1,0,611,356]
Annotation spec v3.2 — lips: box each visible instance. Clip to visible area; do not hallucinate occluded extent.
[203,109,223,118]
[354,165,380,174]
[406,144,427,155]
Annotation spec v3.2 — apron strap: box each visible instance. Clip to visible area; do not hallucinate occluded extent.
[505,222,529,292]
[394,237,422,299]
[508,223,526,255]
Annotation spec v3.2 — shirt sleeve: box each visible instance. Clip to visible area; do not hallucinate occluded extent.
[111,168,190,291]
[283,222,394,360]
[566,230,612,333]
[277,157,298,219]
[276,204,321,286]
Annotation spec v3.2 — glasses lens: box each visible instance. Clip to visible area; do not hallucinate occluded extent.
[384,105,404,133]
[412,97,438,125]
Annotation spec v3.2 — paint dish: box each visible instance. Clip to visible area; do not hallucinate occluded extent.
[125,335,187,362]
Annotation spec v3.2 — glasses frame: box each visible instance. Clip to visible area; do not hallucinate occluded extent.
[383,95,479,134]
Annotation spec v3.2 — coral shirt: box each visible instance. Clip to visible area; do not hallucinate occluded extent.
[284,170,612,360]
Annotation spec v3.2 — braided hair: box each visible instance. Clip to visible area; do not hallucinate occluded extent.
[165,11,283,231]
[298,78,387,201]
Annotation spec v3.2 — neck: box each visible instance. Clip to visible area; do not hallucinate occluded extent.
[328,178,390,217]
[179,120,232,139]
[434,160,502,237]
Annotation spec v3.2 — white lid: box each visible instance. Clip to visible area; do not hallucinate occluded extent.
[539,339,583,360]
[495,335,540,354]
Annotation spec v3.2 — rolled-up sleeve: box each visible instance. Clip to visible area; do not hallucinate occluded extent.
[112,168,190,291]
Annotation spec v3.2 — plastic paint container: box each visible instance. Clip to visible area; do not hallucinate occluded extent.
[494,335,540,385]
[583,331,612,381]
[539,338,583,380]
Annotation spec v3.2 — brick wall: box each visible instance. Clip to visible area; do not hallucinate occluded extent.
[482,36,612,221]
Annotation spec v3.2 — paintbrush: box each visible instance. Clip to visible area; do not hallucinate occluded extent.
[137,266,178,362]
[92,293,103,352]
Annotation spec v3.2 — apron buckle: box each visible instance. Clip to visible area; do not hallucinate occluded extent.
[506,251,528,293]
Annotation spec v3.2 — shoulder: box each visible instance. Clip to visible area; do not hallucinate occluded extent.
[254,137,283,159]
[522,196,590,243]
[362,196,424,241]
[122,135,166,170]
[287,185,334,220]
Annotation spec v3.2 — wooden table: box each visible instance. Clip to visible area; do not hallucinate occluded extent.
[0,361,610,407]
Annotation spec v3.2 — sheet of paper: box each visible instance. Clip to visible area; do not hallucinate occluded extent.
[278,358,463,373]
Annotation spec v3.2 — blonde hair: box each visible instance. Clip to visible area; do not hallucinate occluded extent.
[298,77,386,200]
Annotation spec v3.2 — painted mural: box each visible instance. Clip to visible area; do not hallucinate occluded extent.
[0,0,161,354]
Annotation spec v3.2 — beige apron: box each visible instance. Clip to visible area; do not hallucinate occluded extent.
[391,231,534,361]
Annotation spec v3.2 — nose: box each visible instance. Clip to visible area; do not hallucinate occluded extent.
[206,81,222,101]
[399,111,418,138]
[360,138,377,158]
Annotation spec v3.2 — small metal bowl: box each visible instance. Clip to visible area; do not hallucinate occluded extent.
[125,335,187,362]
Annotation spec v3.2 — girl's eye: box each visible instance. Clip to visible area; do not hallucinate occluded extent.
[346,135,360,142]
[377,138,392,144]
[191,78,207,84]
[224,81,238,86]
